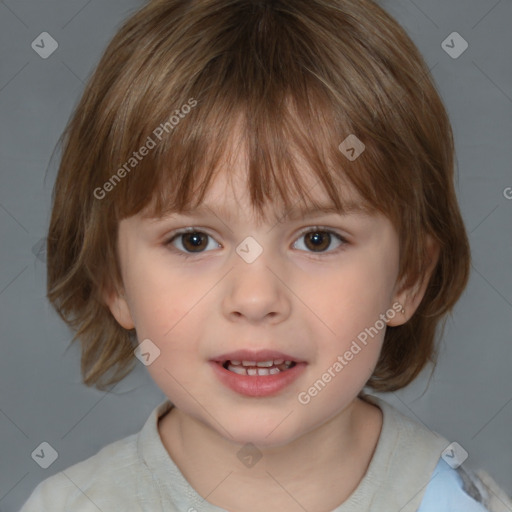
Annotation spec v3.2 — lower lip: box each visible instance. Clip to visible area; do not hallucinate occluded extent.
[209,361,307,397]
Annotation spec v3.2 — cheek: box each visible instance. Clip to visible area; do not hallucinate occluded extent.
[121,252,200,339]
[311,253,397,338]
[125,264,207,395]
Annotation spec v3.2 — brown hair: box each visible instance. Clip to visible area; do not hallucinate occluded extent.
[47,0,470,391]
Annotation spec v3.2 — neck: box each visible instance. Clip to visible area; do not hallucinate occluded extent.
[158,397,383,512]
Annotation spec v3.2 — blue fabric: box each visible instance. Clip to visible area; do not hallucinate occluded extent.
[417,458,489,512]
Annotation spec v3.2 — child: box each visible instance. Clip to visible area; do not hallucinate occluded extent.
[20,0,512,511]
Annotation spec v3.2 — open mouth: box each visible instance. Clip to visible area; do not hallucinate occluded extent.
[221,359,297,376]
[210,354,306,396]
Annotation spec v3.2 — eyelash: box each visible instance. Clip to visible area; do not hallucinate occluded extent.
[164,226,349,259]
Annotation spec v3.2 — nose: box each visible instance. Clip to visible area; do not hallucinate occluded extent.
[222,245,291,325]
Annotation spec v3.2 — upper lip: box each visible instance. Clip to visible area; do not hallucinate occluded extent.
[211,349,305,364]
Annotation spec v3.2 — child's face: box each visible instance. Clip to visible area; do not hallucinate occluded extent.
[108,149,409,447]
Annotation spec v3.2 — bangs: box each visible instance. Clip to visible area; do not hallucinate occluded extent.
[91,0,418,228]
[115,86,377,225]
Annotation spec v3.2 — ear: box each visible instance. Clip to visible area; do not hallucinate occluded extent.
[387,235,440,327]
[102,283,135,330]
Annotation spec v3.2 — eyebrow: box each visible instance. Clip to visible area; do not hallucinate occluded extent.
[282,201,368,220]
[167,200,369,222]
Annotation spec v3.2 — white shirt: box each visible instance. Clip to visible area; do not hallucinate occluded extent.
[19,395,510,511]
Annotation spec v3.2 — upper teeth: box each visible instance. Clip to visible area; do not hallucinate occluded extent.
[233,359,287,367]
[224,359,294,376]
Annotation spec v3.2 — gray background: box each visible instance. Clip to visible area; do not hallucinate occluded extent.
[1,0,511,510]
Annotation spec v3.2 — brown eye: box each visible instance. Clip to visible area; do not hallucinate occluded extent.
[294,227,347,255]
[180,232,208,252]
[167,229,220,255]
[304,231,331,252]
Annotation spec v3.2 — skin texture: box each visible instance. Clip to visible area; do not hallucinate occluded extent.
[105,143,438,511]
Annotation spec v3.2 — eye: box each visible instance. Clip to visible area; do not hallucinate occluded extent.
[293,226,348,256]
[166,228,220,257]
[165,226,348,258]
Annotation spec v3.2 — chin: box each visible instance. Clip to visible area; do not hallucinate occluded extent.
[215,414,310,449]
